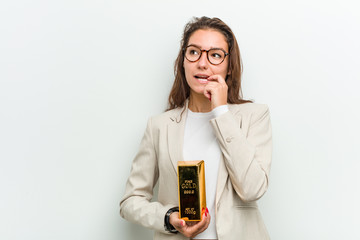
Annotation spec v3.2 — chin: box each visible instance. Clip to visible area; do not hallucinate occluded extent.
[190,88,206,97]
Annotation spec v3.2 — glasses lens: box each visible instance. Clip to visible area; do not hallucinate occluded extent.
[185,46,201,62]
[208,49,225,65]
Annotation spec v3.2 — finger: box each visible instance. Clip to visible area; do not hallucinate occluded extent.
[178,211,211,238]
[196,212,210,234]
[169,213,185,230]
[203,87,212,100]
[205,79,227,92]
[207,74,226,84]
[187,212,209,235]
[204,82,219,93]
[174,219,186,229]
[204,81,219,87]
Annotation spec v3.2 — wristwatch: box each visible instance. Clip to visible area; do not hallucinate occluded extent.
[164,207,179,233]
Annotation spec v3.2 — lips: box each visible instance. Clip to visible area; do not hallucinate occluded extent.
[194,74,209,83]
[194,74,210,79]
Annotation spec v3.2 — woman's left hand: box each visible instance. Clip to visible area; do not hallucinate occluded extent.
[204,75,228,110]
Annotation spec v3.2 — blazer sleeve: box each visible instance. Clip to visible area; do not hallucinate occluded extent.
[119,118,175,233]
[210,104,272,202]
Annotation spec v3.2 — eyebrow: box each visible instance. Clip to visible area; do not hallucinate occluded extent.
[187,44,227,52]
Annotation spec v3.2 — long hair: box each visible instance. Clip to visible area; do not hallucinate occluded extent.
[167,16,252,111]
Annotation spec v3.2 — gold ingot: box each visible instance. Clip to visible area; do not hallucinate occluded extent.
[177,160,206,221]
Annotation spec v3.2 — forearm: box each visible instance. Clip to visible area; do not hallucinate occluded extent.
[120,195,175,233]
[210,106,272,202]
[119,117,175,233]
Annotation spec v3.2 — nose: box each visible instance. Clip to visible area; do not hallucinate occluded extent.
[197,51,209,69]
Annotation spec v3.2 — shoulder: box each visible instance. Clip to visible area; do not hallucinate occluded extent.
[148,107,184,129]
[228,103,270,124]
[229,102,269,115]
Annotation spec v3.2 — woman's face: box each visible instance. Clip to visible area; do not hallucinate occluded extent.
[183,29,229,97]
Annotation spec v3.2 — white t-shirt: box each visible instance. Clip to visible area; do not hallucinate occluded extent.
[183,105,228,239]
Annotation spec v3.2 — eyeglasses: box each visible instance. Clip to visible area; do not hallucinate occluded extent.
[184,45,229,65]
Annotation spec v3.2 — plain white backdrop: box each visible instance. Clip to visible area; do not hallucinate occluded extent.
[1,0,359,239]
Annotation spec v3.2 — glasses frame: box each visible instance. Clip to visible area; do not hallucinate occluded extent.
[184,44,230,65]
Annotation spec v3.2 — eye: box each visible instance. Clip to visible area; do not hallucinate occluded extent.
[209,49,225,59]
[189,49,199,55]
[211,53,222,59]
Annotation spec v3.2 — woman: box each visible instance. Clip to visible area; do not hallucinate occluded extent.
[120,16,272,240]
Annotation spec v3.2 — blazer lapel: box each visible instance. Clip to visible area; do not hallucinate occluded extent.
[167,105,188,172]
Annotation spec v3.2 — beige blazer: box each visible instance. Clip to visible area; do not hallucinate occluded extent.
[120,102,272,240]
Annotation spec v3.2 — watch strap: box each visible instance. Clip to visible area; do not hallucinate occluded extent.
[164,207,179,233]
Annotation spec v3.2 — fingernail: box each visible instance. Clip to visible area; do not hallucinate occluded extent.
[181,220,185,226]
[205,212,208,217]
[206,207,209,213]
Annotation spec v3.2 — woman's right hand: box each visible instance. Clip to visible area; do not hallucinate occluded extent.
[169,208,210,238]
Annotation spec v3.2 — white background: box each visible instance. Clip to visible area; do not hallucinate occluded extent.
[1,0,359,239]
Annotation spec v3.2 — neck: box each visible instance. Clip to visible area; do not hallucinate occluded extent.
[188,92,211,113]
